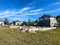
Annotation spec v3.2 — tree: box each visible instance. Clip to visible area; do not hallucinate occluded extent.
[13,21,16,25]
[34,20,38,26]
[4,18,9,25]
[56,15,60,23]
[27,19,33,26]
[21,21,27,26]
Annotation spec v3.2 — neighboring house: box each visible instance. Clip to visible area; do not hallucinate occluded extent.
[15,21,22,26]
[0,20,4,25]
[38,14,58,27]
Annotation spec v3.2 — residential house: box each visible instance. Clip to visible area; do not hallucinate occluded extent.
[38,14,58,27]
[15,20,22,26]
[0,20,4,25]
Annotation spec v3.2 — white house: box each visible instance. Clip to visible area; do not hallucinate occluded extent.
[0,21,4,25]
[15,21,22,26]
[39,14,58,27]
[50,17,58,27]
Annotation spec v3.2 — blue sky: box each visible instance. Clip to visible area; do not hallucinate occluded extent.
[0,0,60,21]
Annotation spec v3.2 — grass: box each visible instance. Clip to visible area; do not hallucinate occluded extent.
[0,28,60,45]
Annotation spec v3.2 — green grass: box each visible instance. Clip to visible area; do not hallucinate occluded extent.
[0,28,60,45]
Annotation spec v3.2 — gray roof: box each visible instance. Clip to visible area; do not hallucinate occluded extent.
[39,14,54,19]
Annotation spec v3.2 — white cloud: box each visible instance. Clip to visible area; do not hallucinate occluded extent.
[30,8,43,12]
[16,7,31,14]
[0,7,43,18]
[25,1,36,7]
[52,2,60,5]
[0,6,59,19]
[4,10,10,15]
[42,9,60,13]
[11,17,20,21]
[20,7,30,12]
[0,7,60,18]
[43,2,60,10]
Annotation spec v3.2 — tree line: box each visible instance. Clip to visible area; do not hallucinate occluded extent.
[3,14,60,26]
